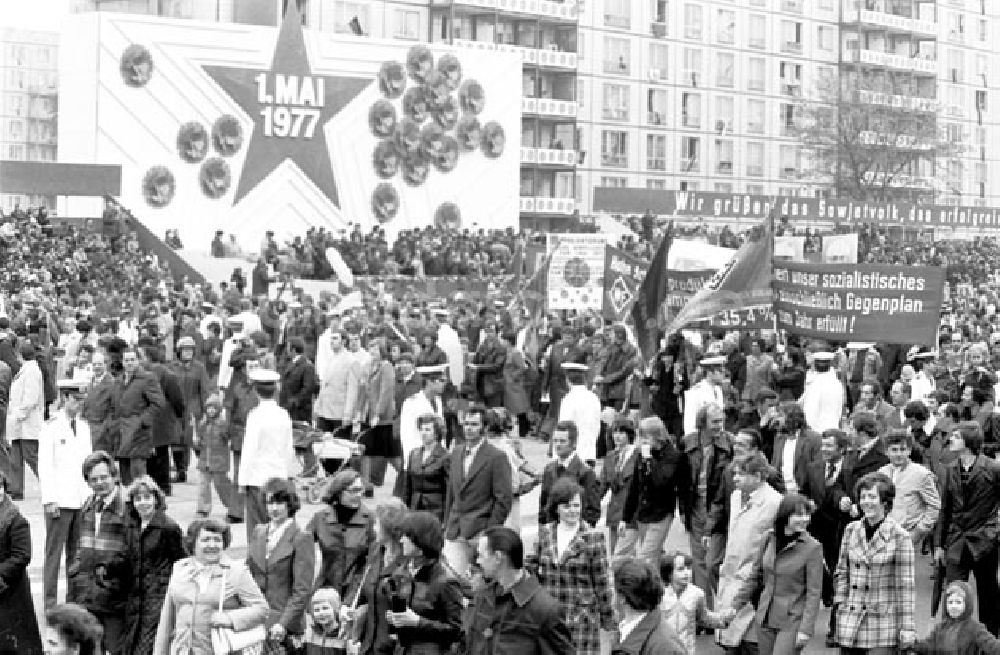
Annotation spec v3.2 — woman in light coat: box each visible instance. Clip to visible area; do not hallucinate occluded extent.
[5,341,45,499]
[153,518,268,655]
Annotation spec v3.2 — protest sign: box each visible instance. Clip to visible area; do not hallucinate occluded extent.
[667,239,735,271]
[547,234,606,310]
[603,246,648,322]
[772,262,945,346]
[774,236,806,262]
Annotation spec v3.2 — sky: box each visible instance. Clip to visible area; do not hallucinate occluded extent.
[3,0,70,31]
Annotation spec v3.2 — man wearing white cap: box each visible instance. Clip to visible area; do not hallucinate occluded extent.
[908,348,936,401]
[557,362,601,465]
[800,352,844,433]
[238,368,295,540]
[39,379,93,609]
[683,356,727,437]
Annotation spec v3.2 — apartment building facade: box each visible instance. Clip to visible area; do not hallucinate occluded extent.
[70,0,1000,223]
[0,28,59,212]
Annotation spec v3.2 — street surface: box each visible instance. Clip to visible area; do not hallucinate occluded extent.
[17,437,942,653]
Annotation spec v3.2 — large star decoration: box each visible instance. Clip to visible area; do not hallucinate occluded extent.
[203,3,370,207]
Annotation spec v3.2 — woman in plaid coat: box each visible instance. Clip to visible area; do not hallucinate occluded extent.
[529,478,615,655]
[833,471,916,653]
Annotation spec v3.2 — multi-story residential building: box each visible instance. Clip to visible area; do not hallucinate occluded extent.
[0,28,58,212]
[68,0,1000,224]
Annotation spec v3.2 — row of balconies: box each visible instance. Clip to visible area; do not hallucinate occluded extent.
[845,8,937,37]
[845,49,937,75]
[450,38,577,70]
[432,0,579,22]
[520,147,579,166]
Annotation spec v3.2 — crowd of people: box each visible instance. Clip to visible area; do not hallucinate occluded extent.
[4,201,1000,655]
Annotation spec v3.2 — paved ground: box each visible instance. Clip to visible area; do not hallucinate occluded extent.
[17,437,942,653]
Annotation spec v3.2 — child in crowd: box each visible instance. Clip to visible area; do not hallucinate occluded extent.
[909,581,1000,654]
[660,551,728,655]
[193,394,235,518]
[301,588,348,655]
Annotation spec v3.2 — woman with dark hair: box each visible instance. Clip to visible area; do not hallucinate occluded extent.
[400,414,450,522]
[247,478,315,654]
[530,478,614,655]
[727,493,823,654]
[115,475,185,655]
[0,469,43,654]
[500,331,531,438]
[359,340,398,494]
[345,498,409,655]
[153,518,268,655]
[309,469,375,597]
[833,472,915,653]
[610,558,686,655]
[600,416,639,557]
[383,511,464,655]
[775,348,806,402]
[44,603,103,655]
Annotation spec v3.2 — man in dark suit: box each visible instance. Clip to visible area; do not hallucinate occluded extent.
[113,346,165,485]
[442,404,512,577]
[770,402,821,496]
[142,344,185,494]
[470,322,506,408]
[537,420,601,526]
[802,428,854,645]
[279,337,317,423]
[842,412,889,504]
[601,417,640,556]
[81,352,116,453]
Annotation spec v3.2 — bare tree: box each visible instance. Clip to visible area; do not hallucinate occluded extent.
[794,73,961,202]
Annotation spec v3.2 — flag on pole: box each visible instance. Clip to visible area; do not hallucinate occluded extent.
[630,224,673,363]
[665,213,775,334]
[510,239,561,364]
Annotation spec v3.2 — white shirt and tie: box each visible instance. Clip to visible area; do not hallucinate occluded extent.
[463,441,483,477]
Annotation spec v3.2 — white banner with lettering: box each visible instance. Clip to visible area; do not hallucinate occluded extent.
[547,234,607,311]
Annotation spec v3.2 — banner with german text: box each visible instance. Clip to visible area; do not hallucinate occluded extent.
[772,262,945,346]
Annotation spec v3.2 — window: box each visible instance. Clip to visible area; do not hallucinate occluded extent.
[646,178,667,189]
[716,9,735,44]
[977,90,988,112]
[600,176,628,187]
[653,0,668,24]
[748,57,765,92]
[715,96,734,134]
[715,139,734,174]
[980,19,988,43]
[577,79,585,106]
[746,141,764,176]
[948,49,964,83]
[748,15,766,49]
[747,184,764,194]
[6,144,24,159]
[780,144,800,178]
[602,84,630,121]
[817,26,834,51]
[392,9,420,39]
[681,92,701,128]
[679,180,699,191]
[332,1,370,34]
[781,21,802,53]
[779,103,796,136]
[780,61,802,96]
[781,0,803,12]
[647,134,667,170]
[649,43,668,81]
[684,3,703,40]
[683,48,703,87]
[604,0,631,29]
[601,130,628,167]
[603,37,630,74]
[714,182,733,193]
[680,136,700,171]
[818,0,834,9]
[647,89,667,125]
[716,52,734,88]
[747,99,765,133]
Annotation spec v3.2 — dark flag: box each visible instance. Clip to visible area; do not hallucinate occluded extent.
[630,223,673,364]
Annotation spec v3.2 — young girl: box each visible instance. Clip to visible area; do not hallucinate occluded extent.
[911,581,1000,654]
[300,588,348,655]
[660,551,727,655]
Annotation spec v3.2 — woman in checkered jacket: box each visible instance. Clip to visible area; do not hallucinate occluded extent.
[833,471,916,653]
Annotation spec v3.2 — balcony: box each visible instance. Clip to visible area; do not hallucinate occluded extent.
[858,131,935,150]
[648,111,666,125]
[856,89,938,112]
[717,161,734,175]
[679,157,700,172]
[604,13,631,29]
[451,39,577,70]
[519,196,576,214]
[433,0,579,22]
[847,8,937,37]
[603,59,631,75]
[522,96,578,118]
[520,147,578,166]
[601,152,628,167]
[647,157,666,171]
[651,21,667,38]
[862,171,937,190]
[847,49,937,75]
[782,41,803,54]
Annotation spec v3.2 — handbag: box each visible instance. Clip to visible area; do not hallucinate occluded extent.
[210,572,267,655]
